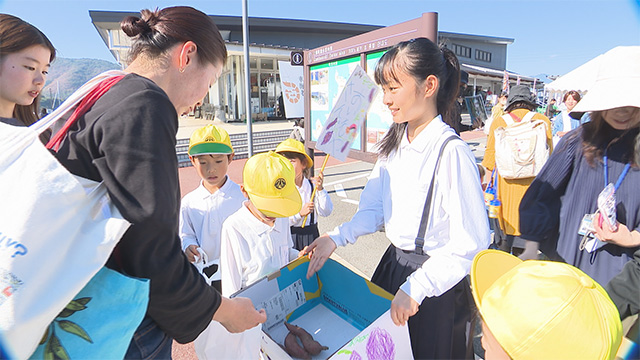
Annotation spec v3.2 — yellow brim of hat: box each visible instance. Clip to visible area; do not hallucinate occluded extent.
[247,190,302,218]
[276,140,313,168]
[471,249,522,307]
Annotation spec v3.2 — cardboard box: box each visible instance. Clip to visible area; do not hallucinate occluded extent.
[232,256,413,359]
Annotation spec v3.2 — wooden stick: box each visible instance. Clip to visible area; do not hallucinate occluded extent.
[301,154,330,228]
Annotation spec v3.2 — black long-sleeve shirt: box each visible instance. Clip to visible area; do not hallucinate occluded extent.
[54,73,220,343]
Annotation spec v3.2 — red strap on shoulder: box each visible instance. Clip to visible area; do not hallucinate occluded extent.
[46,75,125,151]
[509,112,522,123]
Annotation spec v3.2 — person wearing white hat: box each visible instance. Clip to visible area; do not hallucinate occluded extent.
[519,46,640,289]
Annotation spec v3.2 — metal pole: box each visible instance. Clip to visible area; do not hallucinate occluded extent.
[242,0,253,157]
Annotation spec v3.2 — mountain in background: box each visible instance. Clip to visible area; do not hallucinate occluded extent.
[41,57,120,108]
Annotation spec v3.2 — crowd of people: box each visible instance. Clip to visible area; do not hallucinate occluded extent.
[1,6,638,360]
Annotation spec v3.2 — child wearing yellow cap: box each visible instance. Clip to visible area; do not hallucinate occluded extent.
[179,124,245,293]
[276,138,333,250]
[194,151,302,359]
[471,249,623,359]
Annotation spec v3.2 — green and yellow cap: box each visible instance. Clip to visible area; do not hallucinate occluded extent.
[188,124,233,156]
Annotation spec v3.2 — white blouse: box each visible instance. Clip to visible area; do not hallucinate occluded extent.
[328,116,490,303]
[289,178,333,227]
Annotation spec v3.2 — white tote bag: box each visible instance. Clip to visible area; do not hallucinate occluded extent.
[0,71,130,359]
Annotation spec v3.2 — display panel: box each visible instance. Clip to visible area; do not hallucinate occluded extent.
[365,50,392,152]
[309,57,361,150]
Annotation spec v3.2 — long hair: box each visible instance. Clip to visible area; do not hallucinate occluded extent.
[581,111,639,167]
[121,6,227,68]
[0,14,56,128]
[373,38,460,157]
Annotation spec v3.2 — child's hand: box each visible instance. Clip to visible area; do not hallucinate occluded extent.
[299,202,314,217]
[312,172,325,191]
[390,289,419,326]
[185,245,199,263]
[303,235,337,279]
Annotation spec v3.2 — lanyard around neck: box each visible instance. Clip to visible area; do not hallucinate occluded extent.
[604,151,631,191]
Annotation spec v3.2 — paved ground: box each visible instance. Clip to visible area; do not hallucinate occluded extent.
[172,117,488,359]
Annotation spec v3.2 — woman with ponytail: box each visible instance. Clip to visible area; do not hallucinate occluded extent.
[303,37,490,359]
[51,7,265,359]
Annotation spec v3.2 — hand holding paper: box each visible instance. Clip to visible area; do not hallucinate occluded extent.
[303,65,379,227]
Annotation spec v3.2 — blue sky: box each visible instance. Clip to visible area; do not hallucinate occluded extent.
[1,0,639,79]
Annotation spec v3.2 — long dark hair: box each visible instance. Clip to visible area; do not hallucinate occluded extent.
[0,14,56,128]
[373,38,460,157]
[581,111,639,167]
[121,6,227,67]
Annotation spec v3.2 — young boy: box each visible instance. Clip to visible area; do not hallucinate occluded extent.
[179,124,245,293]
[221,150,302,295]
[194,151,302,359]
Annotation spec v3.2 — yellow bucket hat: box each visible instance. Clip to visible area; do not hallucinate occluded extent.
[471,250,622,360]
[188,124,233,156]
[243,151,302,218]
[275,138,313,168]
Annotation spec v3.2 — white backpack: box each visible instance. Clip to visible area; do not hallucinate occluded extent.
[494,111,549,179]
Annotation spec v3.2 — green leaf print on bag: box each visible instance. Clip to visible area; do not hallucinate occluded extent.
[39,297,94,360]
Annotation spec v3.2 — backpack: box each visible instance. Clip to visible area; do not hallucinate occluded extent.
[494,111,549,179]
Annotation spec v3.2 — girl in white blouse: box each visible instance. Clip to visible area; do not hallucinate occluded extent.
[303,37,490,359]
[276,138,333,250]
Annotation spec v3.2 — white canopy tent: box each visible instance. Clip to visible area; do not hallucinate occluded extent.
[545,46,640,96]
[545,53,604,96]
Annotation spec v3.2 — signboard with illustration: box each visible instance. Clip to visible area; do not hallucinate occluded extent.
[314,65,379,162]
[309,57,361,150]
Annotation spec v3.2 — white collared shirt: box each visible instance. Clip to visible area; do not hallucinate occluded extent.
[179,176,245,262]
[289,178,333,227]
[220,202,298,296]
[328,116,490,303]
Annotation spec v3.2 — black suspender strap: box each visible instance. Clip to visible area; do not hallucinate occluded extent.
[414,135,459,255]
[308,178,315,226]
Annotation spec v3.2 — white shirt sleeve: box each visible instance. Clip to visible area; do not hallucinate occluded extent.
[328,161,385,246]
[220,221,244,297]
[315,188,333,217]
[289,211,303,226]
[178,199,199,252]
[400,143,490,303]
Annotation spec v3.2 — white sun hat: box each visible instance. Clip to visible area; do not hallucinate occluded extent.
[572,46,640,113]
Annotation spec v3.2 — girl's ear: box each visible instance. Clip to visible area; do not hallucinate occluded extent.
[423,74,439,98]
[240,185,249,198]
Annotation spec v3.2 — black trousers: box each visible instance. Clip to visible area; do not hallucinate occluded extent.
[290,223,320,251]
[371,245,472,360]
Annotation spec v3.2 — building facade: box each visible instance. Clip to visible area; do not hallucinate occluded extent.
[90,11,536,122]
